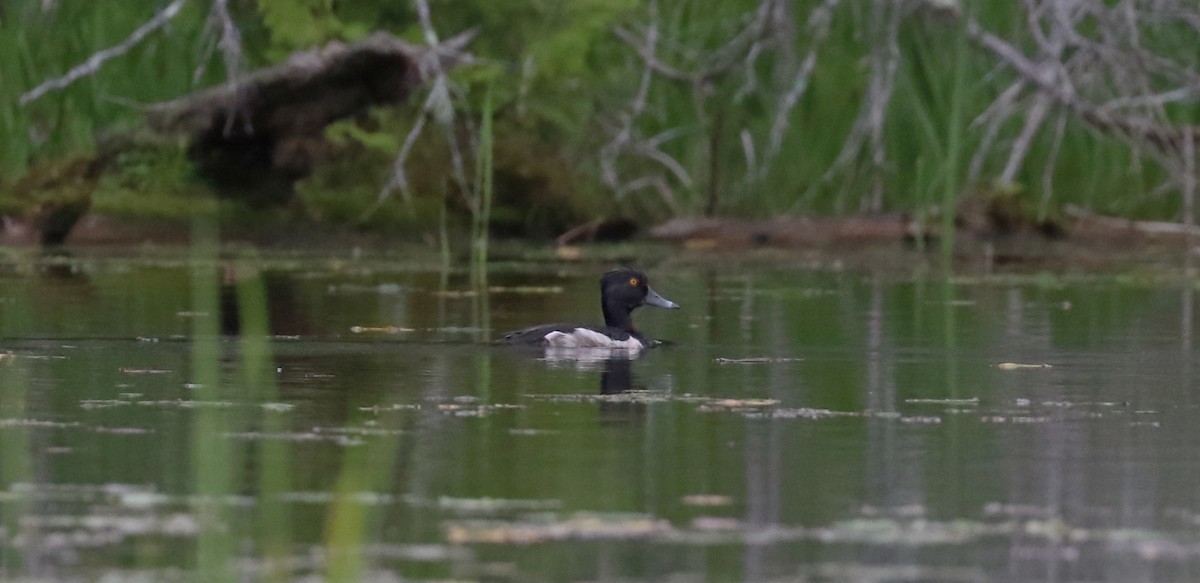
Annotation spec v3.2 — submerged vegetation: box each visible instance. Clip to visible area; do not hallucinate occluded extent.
[3,0,1200,242]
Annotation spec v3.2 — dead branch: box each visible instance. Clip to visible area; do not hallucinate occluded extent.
[807,0,901,212]
[966,11,1200,156]
[369,0,477,217]
[1065,204,1200,237]
[20,0,191,106]
[762,0,841,176]
[608,0,849,213]
[963,0,1200,224]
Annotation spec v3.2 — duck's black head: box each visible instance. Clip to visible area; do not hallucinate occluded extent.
[599,268,679,331]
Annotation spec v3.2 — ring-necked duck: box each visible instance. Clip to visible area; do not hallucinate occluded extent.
[500,268,680,349]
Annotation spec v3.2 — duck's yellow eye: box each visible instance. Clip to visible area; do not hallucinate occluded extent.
[629,278,640,287]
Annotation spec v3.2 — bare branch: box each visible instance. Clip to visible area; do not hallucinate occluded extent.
[968,80,1027,185]
[365,0,477,218]
[807,0,901,209]
[1038,110,1068,221]
[998,94,1050,184]
[21,0,191,106]
[763,0,841,173]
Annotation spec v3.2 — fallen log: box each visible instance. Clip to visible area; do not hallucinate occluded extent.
[146,30,474,206]
[649,215,914,249]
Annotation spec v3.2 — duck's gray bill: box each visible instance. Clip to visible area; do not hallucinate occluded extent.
[645,287,680,309]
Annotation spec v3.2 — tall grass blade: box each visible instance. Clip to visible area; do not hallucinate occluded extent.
[188,212,236,582]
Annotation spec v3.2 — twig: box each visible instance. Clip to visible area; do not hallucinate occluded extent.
[998,94,1050,184]
[967,80,1027,185]
[371,101,430,212]
[1038,109,1068,221]
[806,0,900,210]
[208,0,245,136]
[1065,204,1200,237]
[762,0,841,176]
[20,0,191,106]
[366,0,474,218]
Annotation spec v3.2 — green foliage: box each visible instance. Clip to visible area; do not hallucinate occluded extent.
[526,0,638,80]
[0,0,219,177]
[257,0,370,57]
[325,119,401,154]
[5,0,1198,233]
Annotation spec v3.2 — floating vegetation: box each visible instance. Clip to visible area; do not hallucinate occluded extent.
[431,289,479,299]
[507,428,558,436]
[326,283,406,295]
[434,496,563,514]
[713,357,803,365]
[682,494,733,507]
[487,285,564,294]
[905,397,979,405]
[349,325,415,334]
[278,491,397,506]
[444,512,673,544]
[899,416,943,425]
[0,418,80,428]
[690,517,742,531]
[19,513,201,545]
[119,367,172,375]
[996,362,1053,369]
[695,399,781,412]
[92,426,154,435]
[358,543,472,562]
[313,425,406,438]
[358,403,422,413]
[435,402,524,417]
[980,415,1053,424]
[224,431,363,446]
[17,354,68,360]
[526,391,675,405]
[769,407,847,420]
[134,399,238,409]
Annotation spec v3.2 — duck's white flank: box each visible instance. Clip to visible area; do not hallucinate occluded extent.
[543,328,644,350]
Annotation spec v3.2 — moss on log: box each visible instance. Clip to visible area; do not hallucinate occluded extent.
[146,31,474,206]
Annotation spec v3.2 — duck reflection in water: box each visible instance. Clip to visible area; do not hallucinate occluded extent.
[539,348,647,423]
[540,347,637,395]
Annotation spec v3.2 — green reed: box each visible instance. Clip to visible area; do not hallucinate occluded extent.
[0,357,32,575]
[5,0,1191,226]
[188,212,236,582]
[1,0,214,175]
[235,250,293,583]
[470,83,494,340]
[324,412,406,583]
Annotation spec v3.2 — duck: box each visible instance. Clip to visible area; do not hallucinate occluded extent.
[500,268,680,349]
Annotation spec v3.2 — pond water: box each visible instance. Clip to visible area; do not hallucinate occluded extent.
[0,244,1198,582]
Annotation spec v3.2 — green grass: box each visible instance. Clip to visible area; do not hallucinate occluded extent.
[4,0,1195,232]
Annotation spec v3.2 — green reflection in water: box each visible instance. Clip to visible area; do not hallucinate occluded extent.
[188,214,235,582]
[0,356,31,576]
[237,251,292,583]
[324,415,406,582]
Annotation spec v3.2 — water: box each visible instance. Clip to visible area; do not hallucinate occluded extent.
[0,246,1198,582]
